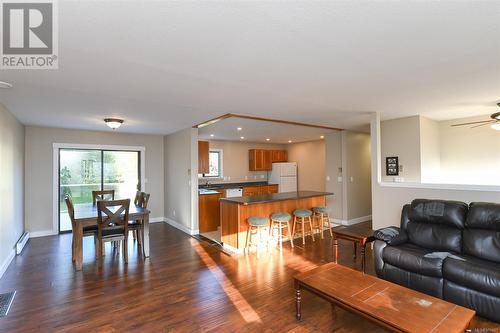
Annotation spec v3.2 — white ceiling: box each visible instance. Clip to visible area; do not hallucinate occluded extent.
[0,1,499,135]
[198,117,335,144]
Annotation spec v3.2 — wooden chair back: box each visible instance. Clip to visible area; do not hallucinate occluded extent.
[133,190,141,205]
[92,190,115,205]
[139,192,150,209]
[64,195,76,230]
[96,199,130,238]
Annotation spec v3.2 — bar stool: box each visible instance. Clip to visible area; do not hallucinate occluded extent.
[313,206,333,239]
[292,209,315,245]
[245,216,270,251]
[269,212,294,249]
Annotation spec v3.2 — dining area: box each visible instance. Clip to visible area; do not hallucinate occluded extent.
[64,190,151,270]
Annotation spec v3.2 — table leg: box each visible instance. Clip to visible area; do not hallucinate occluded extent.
[75,224,83,271]
[361,242,366,273]
[295,284,302,320]
[143,213,150,257]
[353,242,357,260]
[333,235,338,264]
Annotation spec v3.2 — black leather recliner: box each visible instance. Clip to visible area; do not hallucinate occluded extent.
[373,199,500,323]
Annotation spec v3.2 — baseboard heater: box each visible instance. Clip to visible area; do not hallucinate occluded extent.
[16,232,29,255]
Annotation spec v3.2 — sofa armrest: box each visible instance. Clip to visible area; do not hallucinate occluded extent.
[373,227,408,245]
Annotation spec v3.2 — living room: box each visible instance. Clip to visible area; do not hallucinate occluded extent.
[0,1,499,332]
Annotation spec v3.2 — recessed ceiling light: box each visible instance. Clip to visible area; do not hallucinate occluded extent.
[288,140,292,143]
[266,138,270,141]
[210,134,215,137]
[237,127,242,131]
[0,81,13,89]
[104,118,124,130]
[320,135,324,139]
[240,136,245,139]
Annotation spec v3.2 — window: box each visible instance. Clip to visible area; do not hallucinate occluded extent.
[202,149,223,178]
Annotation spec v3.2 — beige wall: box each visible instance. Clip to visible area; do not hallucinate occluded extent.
[24,126,164,234]
[325,132,343,220]
[287,140,325,192]
[438,115,500,185]
[345,131,372,219]
[371,113,500,230]
[204,140,286,184]
[164,128,198,233]
[381,116,421,182]
[0,105,25,277]
[420,116,441,183]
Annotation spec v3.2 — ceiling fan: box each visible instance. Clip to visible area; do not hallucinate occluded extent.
[451,103,500,130]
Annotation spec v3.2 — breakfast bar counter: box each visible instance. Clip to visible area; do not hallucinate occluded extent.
[220,191,333,251]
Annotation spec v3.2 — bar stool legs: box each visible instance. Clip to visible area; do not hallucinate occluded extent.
[292,215,315,245]
[314,212,333,239]
[269,218,294,249]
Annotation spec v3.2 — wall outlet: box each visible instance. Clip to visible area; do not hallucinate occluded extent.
[326,176,330,181]
[260,174,265,179]
[172,209,176,217]
[244,176,248,180]
[254,175,257,179]
[350,176,354,182]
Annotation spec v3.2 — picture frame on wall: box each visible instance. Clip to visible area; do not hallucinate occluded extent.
[386,156,399,176]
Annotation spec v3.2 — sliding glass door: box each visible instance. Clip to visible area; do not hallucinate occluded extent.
[59,148,140,232]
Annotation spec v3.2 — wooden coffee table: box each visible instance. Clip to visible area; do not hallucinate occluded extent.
[332,224,375,273]
[294,263,475,332]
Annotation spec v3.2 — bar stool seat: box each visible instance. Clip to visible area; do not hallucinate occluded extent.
[270,212,294,248]
[246,216,270,251]
[294,209,312,218]
[313,206,330,214]
[271,212,292,222]
[292,209,315,245]
[248,216,269,226]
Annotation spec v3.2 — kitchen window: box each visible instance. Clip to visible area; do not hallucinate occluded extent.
[202,149,223,178]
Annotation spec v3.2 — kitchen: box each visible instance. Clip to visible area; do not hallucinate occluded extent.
[197,116,336,250]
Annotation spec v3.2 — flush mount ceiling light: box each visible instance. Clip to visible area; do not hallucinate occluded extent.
[266,138,270,141]
[240,136,245,139]
[288,140,292,143]
[320,135,325,139]
[210,134,215,137]
[104,118,124,130]
[237,127,242,131]
[0,81,13,89]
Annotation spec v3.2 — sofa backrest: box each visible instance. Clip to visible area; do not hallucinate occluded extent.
[405,199,468,253]
[464,202,500,263]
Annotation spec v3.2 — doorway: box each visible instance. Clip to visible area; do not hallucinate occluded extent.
[58,148,141,232]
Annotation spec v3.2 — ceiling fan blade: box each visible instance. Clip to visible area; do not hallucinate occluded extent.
[451,120,494,127]
[470,121,495,128]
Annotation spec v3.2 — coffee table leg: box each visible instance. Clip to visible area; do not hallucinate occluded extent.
[295,283,302,320]
[333,235,338,264]
[361,242,366,273]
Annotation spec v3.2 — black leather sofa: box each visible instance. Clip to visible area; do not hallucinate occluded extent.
[373,199,500,322]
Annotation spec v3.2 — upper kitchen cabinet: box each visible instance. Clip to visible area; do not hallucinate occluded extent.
[249,149,272,171]
[198,141,209,174]
[271,150,288,163]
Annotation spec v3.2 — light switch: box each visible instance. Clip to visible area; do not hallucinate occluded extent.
[337,176,342,182]
[350,177,354,182]
[326,176,331,181]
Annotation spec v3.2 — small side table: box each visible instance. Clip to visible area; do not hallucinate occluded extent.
[332,224,375,273]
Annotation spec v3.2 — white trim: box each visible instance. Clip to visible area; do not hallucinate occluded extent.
[0,249,15,280]
[379,181,500,192]
[149,217,165,223]
[165,218,199,235]
[332,215,372,226]
[29,230,57,238]
[52,143,146,235]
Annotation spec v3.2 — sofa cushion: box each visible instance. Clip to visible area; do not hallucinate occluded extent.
[463,202,500,263]
[443,255,500,298]
[406,222,462,253]
[410,199,468,229]
[382,243,445,278]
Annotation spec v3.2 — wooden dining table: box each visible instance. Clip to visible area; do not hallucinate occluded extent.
[73,203,150,270]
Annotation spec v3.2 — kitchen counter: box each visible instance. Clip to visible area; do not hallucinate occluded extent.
[221,191,333,205]
[198,181,272,190]
[198,189,221,196]
[220,191,333,252]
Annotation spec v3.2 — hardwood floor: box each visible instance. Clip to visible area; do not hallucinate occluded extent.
[0,222,497,332]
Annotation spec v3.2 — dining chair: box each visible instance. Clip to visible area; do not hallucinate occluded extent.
[130,192,150,249]
[96,199,130,263]
[65,195,97,261]
[133,190,141,205]
[92,190,115,205]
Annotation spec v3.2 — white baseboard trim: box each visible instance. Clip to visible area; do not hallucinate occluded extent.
[164,218,199,235]
[29,230,58,238]
[331,215,372,226]
[150,216,165,223]
[0,249,15,280]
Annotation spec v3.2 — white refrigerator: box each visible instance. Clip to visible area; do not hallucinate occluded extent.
[269,162,297,193]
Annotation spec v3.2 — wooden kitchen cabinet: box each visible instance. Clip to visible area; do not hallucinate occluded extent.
[199,192,222,233]
[243,186,262,197]
[267,184,279,194]
[198,141,209,174]
[271,150,288,163]
[249,149,273,171]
